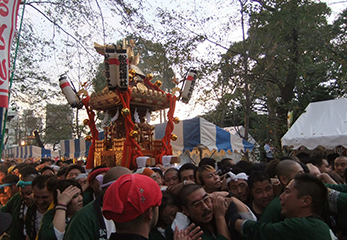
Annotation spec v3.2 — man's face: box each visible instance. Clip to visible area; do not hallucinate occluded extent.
[150,172,162,186]
[0,192,9,205]
[160,204,179,226]
[164,170,179,187]
[183,188,213,224]
[228,179,249,202]
[334,157,347,177]
[67,169,82,179]
[32,186,51,213]
[318,159,331,173]
[20,185,33,206]
[202,170,221,192]
[180,169,195,182]
[279,180,303,218]
[251,180,274,209]
[4,185,18,199]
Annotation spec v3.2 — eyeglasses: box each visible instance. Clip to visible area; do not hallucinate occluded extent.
[192,195,211,209]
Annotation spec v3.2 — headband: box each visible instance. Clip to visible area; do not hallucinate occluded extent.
[226,172,248,184]
[100,180,116,189]
[0,183,15,189]
[16,180,32,188]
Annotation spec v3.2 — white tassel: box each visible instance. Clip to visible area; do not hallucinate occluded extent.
[146,109,151,123]
[101,111,109,127]
[134,108,140,123]
[111,108,119,122]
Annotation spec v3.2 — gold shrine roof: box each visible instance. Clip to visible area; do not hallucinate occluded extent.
[89,85,170,111]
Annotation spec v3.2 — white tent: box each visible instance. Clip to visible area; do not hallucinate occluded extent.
[281,98,347,150]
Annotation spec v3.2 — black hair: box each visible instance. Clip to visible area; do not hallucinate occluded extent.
[2,174,19,184]
[178,163,197,180]
[164,168,179,179]
[0,165,7,175]
[57,167,67,178]
[160,191,181,214]
[235,160,254,176]
[46,177,59,193]
[152,168,163,178]
[198,158,216,168]
[52,179,82,205]
[41,166,55,175]
[248,171,271,190]
[312,155,325,167]
[19,166,38,178]
[41,158,52,164]
[293,174,328,215]
[31,175,52,189]
[65,164,85,178]
[179,184,203,207]
[296,152,311,164]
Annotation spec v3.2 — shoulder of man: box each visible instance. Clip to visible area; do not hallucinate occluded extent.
[64,200,99,240]
[259,196,284,223]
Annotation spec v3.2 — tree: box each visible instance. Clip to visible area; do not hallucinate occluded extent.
[44,104,74,149]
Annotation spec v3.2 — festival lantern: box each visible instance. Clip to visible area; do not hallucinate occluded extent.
[105,49,129,91]
[180,69,197,104]
[59,75,83,109]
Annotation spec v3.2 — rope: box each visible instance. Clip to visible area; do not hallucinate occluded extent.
[116,89,143,169]
[83,96,99,169]
[158,93,176,164]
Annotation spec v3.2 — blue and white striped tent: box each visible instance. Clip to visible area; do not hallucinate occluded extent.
[59,117,254,158]
[154,117,254,154]
[3,145,59,159]
[59,132,104,159]
[60,138,91,159]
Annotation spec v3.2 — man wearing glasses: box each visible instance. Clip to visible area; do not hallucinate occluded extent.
[180,184,231,240]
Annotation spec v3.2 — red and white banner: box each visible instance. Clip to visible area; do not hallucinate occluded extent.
[0,0,21,109]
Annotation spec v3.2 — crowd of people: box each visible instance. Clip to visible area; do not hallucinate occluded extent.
[0,153,346,240]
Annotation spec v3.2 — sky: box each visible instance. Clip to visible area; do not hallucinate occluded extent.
[14,0,347,125]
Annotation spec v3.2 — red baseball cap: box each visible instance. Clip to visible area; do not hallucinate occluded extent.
[102,174,162,223]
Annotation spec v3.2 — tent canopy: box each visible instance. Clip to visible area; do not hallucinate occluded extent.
[154,117,254,154]
[224,126,259,147]
[59,117,254,159]
[3,145,59,159]
[282,98,347,150]
[60,138,92,159]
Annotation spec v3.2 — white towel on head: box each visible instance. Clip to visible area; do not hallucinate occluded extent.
[226,172,248,184]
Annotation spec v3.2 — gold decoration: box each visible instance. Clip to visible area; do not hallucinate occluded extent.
[173,117,180,124]
[137,82,148,94]
[147,74,153,81]
[171,134,178,141]
[171,87,181,96]
[130,130,138,138]
[171,77,179,85]
[155,80,162,88]
[129,69,136,79]
[83,119,89,125]
[85,135,92,141]
[121,108,130,116]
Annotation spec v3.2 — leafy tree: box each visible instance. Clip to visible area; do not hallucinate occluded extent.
[44,104,74,149]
